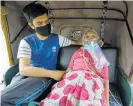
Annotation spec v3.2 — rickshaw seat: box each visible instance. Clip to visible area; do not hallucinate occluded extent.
[56,45,118,83]
[4,64,19,86]
[4,45,123,106]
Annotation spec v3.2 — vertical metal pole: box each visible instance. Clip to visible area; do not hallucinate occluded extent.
[100,1,108,41]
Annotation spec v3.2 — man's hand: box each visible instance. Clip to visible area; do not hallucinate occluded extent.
[66,68,72,73]
[107,101,110,106]
[52,71,66,81]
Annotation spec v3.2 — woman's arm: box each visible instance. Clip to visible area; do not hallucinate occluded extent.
[68,50,78,70]
[105,79,109,106]
[103,66,109,106]
[66,68,72,73]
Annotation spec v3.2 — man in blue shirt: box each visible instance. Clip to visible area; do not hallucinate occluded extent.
[17,3,80,80]
[1,3,103,106]
[1,3,82,106]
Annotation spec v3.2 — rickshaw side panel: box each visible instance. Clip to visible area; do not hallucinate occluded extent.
[117,67,132,106]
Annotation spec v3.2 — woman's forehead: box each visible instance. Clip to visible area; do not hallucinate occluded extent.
[85,31,96,36]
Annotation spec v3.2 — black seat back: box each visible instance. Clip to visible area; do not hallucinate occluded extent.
[57,45,118,83]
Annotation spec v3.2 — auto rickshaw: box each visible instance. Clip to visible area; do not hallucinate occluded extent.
[0,1,133,106]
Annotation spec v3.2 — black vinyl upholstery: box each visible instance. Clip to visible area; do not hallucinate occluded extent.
[4,64,19,86]
[56,45,81,70]
[56,45,118,83]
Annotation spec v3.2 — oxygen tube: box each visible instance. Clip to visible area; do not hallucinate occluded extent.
[81,48,122,106]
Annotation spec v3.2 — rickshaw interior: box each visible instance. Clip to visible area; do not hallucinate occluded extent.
[0,1,133,106]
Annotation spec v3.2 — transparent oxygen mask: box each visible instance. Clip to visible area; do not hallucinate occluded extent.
[83,40,110,69]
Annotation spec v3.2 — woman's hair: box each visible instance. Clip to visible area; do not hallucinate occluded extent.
[82,29,99,45]
[23,3,48,23]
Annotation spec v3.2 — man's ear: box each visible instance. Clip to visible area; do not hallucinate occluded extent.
[28,22,35,29]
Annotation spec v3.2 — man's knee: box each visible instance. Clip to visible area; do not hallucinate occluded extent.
[1,89,15,106]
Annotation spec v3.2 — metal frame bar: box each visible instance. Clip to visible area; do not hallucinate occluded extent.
[49,17,125,21]
[123,1,128,17]
[49,7,126,19]
[2,1,14,65]
[1,15,14,65]
[10,23,28,44]
[50,7,125,15]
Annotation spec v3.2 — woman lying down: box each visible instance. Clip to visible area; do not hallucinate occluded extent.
[40,29,110,106]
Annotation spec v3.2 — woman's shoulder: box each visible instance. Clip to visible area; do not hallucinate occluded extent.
[72,48,83,57]
[75,47,83,53]
[75,47,90,55]
[78,47,89,54]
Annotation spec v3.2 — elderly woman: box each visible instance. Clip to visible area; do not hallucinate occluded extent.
[40,29,110,106]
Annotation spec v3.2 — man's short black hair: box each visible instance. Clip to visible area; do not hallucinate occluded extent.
[23,3,48,23]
